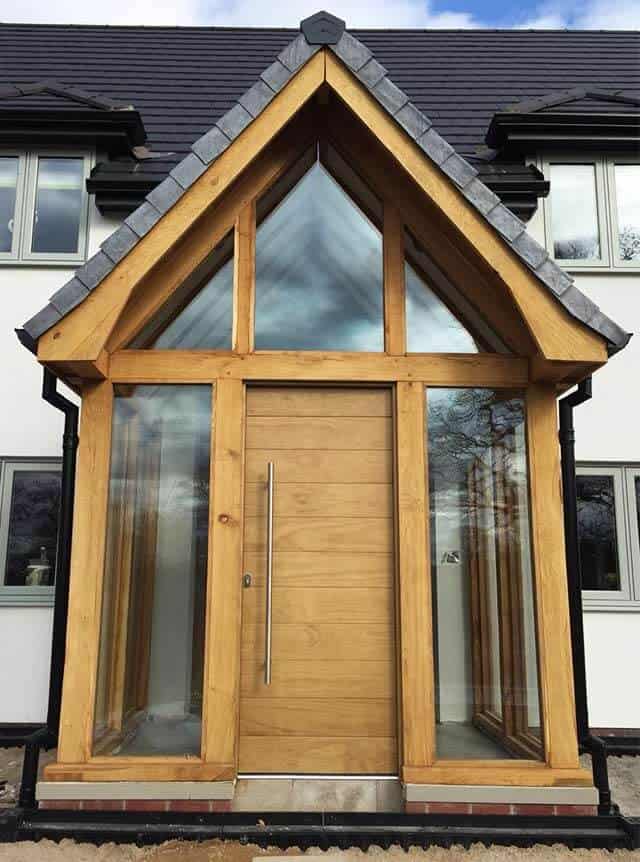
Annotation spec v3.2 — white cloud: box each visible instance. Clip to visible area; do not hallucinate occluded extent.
[0,0,637,29]
[519,0,640,28]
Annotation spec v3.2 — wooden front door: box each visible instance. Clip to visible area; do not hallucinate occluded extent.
[239,386,397,774]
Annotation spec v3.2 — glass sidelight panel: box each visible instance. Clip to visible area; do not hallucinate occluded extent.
[93,385,211,757]
[426,388,543,760]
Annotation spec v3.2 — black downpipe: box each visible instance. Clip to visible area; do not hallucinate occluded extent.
[558,378,616,816]
[17,369,79,808]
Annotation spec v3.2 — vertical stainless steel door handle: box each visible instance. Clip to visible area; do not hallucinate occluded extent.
[264,462,274,685]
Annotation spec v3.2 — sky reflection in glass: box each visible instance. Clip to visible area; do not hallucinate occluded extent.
[255,160,384,351]
[405,261,480,353]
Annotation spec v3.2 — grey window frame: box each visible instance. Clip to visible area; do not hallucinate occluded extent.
[0,152,28,262]
[0,149,92,266]
[541,153,640,273]
[577,463,640,612]
[0,457,62,607]
[606,157,640,269]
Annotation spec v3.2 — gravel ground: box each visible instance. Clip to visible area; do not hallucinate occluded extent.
[1,748,639,860]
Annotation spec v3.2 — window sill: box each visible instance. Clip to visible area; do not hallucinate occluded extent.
[0,258,87,268]
[582,600,640,613]
[557,265,640,276]
[0,590,55,608]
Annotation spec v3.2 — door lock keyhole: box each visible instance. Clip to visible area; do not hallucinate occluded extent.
[243,573,252,588]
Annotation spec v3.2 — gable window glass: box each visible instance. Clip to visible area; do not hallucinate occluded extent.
[576,465,640,606]
[0,151,90,263]
[254,147,384,351]
[613,164,640,262]
[131,232,234,350]
[0,157,20,254]
[549,164,601,262]
[0,460,61,603]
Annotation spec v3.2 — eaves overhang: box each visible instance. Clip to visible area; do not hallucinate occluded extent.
[486,111,640,154]
[0,81,147,155]
[486,87,640,154]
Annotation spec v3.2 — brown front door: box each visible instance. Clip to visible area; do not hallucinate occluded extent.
[239,386,397,774]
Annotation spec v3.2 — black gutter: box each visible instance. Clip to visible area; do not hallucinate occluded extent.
[1,363,79,808]
[559,378,616,816]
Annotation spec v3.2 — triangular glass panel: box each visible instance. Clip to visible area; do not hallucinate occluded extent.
[254,148,384,351]
[132,232,233,349]
[405,231,488,353]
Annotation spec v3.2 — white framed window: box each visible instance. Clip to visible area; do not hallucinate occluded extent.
[0,150,92,265]
[577,463,640,611]
[0,459,62,606]
[542,154,640,272]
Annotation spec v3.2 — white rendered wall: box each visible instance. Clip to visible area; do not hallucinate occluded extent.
[0,606,53,722]
[528,199,640,730]
[0,175,120,723]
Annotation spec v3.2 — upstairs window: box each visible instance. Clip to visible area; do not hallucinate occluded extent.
[543,155,640,270]
[0,151,91,264]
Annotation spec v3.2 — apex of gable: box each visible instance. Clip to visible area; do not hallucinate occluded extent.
[300,10,345,45]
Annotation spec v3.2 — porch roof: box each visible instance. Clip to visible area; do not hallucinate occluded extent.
[19,14,631,355]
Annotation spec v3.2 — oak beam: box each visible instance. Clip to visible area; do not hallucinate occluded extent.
[109,351,529,387]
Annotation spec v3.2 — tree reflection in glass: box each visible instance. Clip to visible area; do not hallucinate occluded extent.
[93,385,211,757]
[427,387,543,760]
[576,475,621,591]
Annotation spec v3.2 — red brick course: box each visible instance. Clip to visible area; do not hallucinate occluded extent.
[405,801,597,816]
[39,799,232,812]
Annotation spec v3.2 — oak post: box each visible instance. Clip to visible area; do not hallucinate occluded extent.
[56,380,114,763]
[202,378,246,769]
[383,204,406,355]
[526,384,580,769]
[396,381,434,775]
[233,201,256,354]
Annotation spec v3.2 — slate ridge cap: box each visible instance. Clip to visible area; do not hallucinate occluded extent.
[20,12,630,356]
[503,86,640,115]
[0,79,133,111]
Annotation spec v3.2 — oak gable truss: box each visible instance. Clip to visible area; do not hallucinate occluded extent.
[21,21,629,386]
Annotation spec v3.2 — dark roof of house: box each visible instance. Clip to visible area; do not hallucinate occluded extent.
[1,24,638,180]
[12,16,633,355]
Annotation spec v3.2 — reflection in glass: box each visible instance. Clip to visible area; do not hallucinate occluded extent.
[614,165,640,261]
[93,385,211,757]
[136,234,234,349]
[576,475,621,591]
[550,164,601,261]
[0,157,18,253]
[31,157,84,254]
[3,470,60,587]
[255,157,384,351]
[405,260,480,353]
[427,388,543,760]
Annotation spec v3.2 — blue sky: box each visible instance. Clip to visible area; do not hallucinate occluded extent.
[0,0,638,29]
